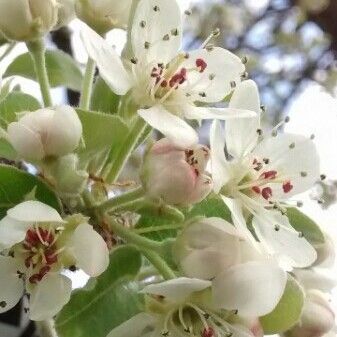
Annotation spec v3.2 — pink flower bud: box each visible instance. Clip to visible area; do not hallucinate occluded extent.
[288,290,335,337]
[141,138,213,206]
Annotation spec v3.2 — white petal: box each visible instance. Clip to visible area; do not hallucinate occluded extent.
[182,47,245,103]
[8,201,64,223]
[252,212,317,268]
[81,24,132,95]
[141,278,211,302]
[138,105,198,147]
[294,269,337,292]
[252,133,320,197]
[0,256,24,314]
[7,121,44,161]
[29,274,72,321]
[210,120,231,192]
[44,106,82,156]
[212,261,287,316]
[107,313,156,337]
[226,80,261,158]
[70,223,109,277]
[0,216,31,249]
[131,0,182,64]
[230,324,255,337]
[183,105,256,121]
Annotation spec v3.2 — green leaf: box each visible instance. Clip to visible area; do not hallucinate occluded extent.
[56,246,143,337]
[77,109,129,156]
[260,275,304,334]
[186,194,231,221]
[4,50,83,91]
[287,208,325,245]
[91,77,120,114]
[0,91,41,127]
[0,139,16,160]
[0,164,61,219]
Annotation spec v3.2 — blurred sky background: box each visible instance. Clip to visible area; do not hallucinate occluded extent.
[1,0,337,336]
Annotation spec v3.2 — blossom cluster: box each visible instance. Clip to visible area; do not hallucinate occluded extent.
[0,1,335,337]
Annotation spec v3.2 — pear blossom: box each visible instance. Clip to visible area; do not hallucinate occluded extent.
[81,0,256,147]
[108,277,256,337]
[0,0,58,41]
[0,200,109,320]
[141,138,212,206]
[210,79,319,269]
[4,105,82,162]
[173,217,288,317]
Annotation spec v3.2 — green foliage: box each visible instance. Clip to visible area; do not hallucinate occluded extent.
[287,208,325,245]
[4,50,83,91]
[0,164,61,219]
[56,246,143,337]
[260,275,304,334]
[91,77,120,114]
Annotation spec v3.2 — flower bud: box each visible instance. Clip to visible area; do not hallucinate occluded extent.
[174,217,241,279]
[75,0,132,34]
[7,105,82,162]
[54,0,75,30]
[141,138,213,206]
[288,290,335,337]
[0,0,58,41]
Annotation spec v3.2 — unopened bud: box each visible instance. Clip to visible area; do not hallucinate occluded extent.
[7,105,82,162]
[0,0,58,41]
[141,138,213,206]
[75,0,132,34]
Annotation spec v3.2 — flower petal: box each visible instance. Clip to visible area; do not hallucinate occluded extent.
[252,133,320,197]
[141,277,211,302]
[131,0,182,64]
[210,120,232,192]
[7,201,64,223]
[212,261,287,316]
[252,212,317,269]
[7,121,44,161]
[81,24,132,95]
[226,80,261,158]
[29,274,72,321]
[107,313,156,337]
[181,47,245,103]
[70,223,109,277]
[0,256,24,314]
[0,216,31,249]
[294,269,337,292]
[138,105,198,147]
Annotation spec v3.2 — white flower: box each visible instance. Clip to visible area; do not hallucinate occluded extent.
[173,217,288,317]
[0,0,58,41]
[108,277,256,337]
[0,201,109,320]
[54,0,75,30]
[75,0,132,34]
[141,138,212,205]
[5,105,82,162]
[210,79,319,269]
[81,0,255,147]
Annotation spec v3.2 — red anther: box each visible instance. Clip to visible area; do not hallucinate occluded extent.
[160,80,168,87]
[202,327,214,337]
[252,186,261,194]
[261,170,277,180]
[262,187,273,200]
[26,229,39,245]
[196,58,207,72]
[39,266,51,279]
[29,274,41,284]
[45,250,58,265]
[282,181,293,193]
[169,68,187,87]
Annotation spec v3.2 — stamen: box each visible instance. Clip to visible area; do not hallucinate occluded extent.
[261,187,273,200]
[140,20,146,28]
[178,306,189,333]
[320,174,326,180]
[200,29,220,49]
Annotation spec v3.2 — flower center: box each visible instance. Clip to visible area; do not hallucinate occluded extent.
[21,227,61,284]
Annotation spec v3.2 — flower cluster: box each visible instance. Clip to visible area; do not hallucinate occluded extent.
[0,0,335,337]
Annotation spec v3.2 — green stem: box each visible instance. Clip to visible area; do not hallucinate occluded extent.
[97,186,144,212]
[104,117,147,183]
[141,248,176,280]
[35,320,58,337]
[26,39,52,107]
[79,57,96,110]
[134,223,183,234]
[105,215,162,252]
[0,42,16,63]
